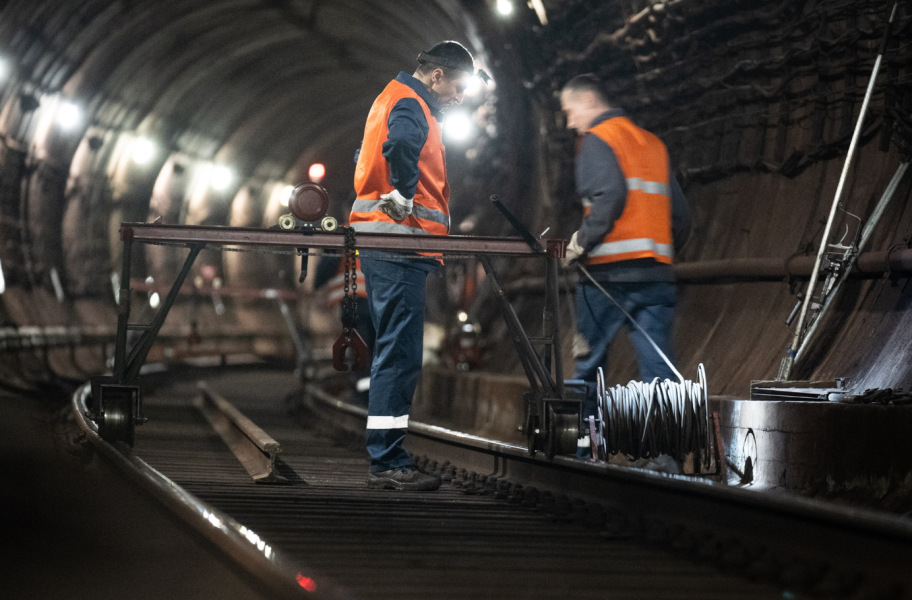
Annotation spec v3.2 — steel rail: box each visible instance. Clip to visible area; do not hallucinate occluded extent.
[196,382,286,483]
[303,383,912,597]
[69,382,352,600]
[121,223,554,257]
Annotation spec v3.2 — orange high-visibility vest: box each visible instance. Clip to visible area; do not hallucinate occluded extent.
[350,79,450,238]
[583,117,673,266]
[326,257,367,308]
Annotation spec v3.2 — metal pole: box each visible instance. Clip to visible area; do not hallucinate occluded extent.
[479,255,555,396]
[113,229,133,383]
[795,161,909,364]
[277,298,308,366]
[781,1,899,381]
[548,256,564,396]
[123,244,203,382]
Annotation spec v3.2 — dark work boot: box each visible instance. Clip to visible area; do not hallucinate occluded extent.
[367,465,442,491]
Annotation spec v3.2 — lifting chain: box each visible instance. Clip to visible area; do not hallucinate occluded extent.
[333,226,369,372]
[341,226,358,330]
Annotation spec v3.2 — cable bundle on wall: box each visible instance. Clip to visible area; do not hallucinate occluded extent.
[596,364,711,465]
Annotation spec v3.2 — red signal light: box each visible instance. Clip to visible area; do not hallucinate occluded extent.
[295,574,317,592]
[308,163,326,181]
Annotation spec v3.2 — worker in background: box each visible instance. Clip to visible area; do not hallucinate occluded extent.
[560,74,691,457]
[314,251,372,404]
[349,41,475,491]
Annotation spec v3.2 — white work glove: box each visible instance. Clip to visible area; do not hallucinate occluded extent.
[562,230,585,268]
[378,189,413,221]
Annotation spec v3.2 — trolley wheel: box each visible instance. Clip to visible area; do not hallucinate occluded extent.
[545,408,579,460]
[98,387,136,446]
[321,216,338,231]
[278,213,296,230]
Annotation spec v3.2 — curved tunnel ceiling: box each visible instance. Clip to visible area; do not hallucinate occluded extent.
[2,0,485,206]
[0,0,496,304]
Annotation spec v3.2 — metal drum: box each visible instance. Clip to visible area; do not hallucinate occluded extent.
[289,183,329,222]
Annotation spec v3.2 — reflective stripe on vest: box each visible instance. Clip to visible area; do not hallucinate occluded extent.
[350,79,450,243]
[583,117,673,266]
[351,199,450,230]
[588,238,673,261]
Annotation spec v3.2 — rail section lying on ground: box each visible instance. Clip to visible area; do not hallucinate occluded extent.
[195,382,285,482]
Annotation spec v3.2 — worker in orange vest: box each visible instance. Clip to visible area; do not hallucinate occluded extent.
[560,74,692,456]
[350,41,476,491]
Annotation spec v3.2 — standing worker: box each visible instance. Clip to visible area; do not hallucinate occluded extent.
[559,74,691,455]
[350,41,476,490]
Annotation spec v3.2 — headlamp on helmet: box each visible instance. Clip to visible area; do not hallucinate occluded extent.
[417,51,493,85]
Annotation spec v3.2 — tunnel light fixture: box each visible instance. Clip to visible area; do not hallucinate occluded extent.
[0,58,9,84]
[443,111,474,142]
[210,165,234,191]
[0,259,5,294]
[496,0,513,16]
[131,136,157,165]
[280,184,295,207]
[308,163,325,182]
[56,100,83,131]
[149,292,161,309]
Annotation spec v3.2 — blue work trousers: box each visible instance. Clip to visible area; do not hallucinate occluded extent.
[574,280,678,413]
[360,257,429,473]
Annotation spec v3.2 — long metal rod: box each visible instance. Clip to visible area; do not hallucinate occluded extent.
[795,161,909,364]
[548,256,564,396]
[478,255,556,396]
[578,265,684,383]
[123,244,203,382]
[277,299,308,366]
[123,223,547,257]
[113,232,133,382]
[783,2,899,379]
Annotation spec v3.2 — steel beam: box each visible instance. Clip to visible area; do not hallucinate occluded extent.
[122,223,556,257]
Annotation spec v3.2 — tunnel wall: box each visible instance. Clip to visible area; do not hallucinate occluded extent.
[0,0,490,384]
[1,0,911,400]
[477,0,912,397]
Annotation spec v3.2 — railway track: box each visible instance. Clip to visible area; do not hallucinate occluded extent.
[72,366,912,600]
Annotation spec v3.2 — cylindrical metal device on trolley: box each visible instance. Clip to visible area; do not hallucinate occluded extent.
[278,183,338,231]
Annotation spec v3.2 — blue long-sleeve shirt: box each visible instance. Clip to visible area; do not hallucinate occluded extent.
[576,109,691,283]
[353,71,442,199]
[353,72,443,274]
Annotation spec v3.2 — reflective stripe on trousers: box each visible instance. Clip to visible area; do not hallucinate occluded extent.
[366,415,409,429]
